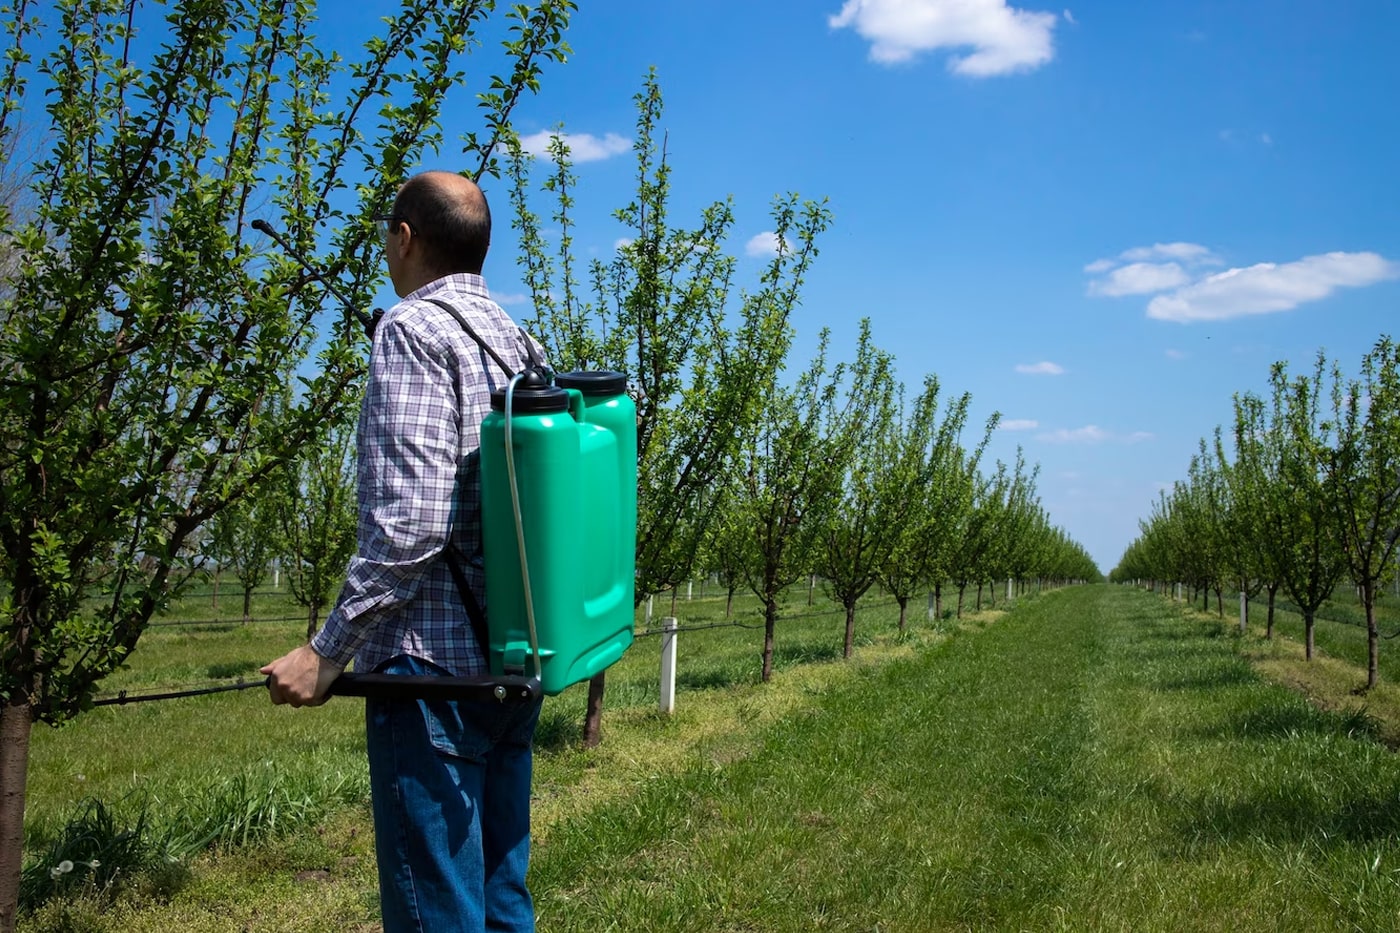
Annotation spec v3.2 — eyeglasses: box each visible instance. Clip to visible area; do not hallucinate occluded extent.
[372,212,418,237]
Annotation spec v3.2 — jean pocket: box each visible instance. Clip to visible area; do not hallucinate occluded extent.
[371,655,541,761]
[422,696,495,762]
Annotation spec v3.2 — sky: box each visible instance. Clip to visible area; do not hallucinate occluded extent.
[427,0,1397,576]
[67,0,1386,576]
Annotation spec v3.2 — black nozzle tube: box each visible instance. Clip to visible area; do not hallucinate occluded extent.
[329,672,540,703]
[251,218,379,336]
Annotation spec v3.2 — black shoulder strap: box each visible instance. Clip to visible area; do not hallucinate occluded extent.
[427,297,542,380]
[444,541,491,655]
[427,294,539,656]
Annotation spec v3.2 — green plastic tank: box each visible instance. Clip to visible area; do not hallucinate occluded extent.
[554,371,637,631]
[479,369,636,695]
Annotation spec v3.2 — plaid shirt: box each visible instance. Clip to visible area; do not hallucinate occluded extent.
[311,274,544,676]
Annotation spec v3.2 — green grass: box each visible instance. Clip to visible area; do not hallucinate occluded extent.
[1172,583,1400,686]
[21,584,1400,931]
[20,584,936,928]
[528,586,1400,932]
[1245,589,1400,683]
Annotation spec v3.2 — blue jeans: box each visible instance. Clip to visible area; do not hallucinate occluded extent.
[365,655,544,933]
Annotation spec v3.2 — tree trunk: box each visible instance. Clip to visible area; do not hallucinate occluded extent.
[725,586,735,618]
[956,585,965,620]
[934,583,943,620]
[761,598,778,683]
[1215,587,1223,617]
[1304,609,1315,661]
[582,672,606,747]
[976,583,983,612]
[896,596,907,634]
[305,602,321,641]
[1365,580,1379,690]
[808,574,816,606]
[0,699,34,933]
[243,585,254,625]
[843,603,856,659]
[1266,585,1277,639]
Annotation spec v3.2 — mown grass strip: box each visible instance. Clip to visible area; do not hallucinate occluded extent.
[529,586,1400,932]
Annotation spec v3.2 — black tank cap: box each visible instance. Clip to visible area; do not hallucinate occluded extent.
[554,370,627,395]
[490,367,569,413]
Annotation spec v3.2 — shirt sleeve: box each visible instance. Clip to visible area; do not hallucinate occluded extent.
[311,317,461,667]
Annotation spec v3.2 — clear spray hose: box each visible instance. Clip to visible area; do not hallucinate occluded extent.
[503,374,543,682]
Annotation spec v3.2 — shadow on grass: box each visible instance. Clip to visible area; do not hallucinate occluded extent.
[1157,661,1257,692]
[206,659,261,679]
[1221,703,1381,744]
[772,641,842,667]
[1173,780,1400,847]
[534,705,584,751]
[677,667,754,691]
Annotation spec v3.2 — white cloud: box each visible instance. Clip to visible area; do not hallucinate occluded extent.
[1084,243,1219,294]
[745,231,788,258]
[1085,243,1398,323]
[1220,128,1273,147]
[828,0,1057,76]
[614,237,634,251]
[1119,242,1217,263]
[1036,425,1155,444]
[493,292,529,306]
[1038,425,1109,443]
[517,131,631,163]
[1164,348,1186,360]
[1063,9,1075,25]
[1146,251,1400,323]
[1087,261,1191,297]
[999,418,1039,430]
[1015,361,1065,375]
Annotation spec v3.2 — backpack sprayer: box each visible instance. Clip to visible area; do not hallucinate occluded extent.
[253,219,638,704]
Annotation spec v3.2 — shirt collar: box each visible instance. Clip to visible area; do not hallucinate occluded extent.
[404,272,491,303]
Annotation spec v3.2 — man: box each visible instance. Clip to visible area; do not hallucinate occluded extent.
[261,171,545,933]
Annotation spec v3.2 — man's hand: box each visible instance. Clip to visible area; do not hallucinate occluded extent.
[261,644,344,707]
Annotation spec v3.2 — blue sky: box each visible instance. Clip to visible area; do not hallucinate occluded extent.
[438,0,1398,574]
[10,3,1395,575]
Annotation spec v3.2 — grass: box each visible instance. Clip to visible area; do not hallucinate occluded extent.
[528,586,1400,932]
[19,583,1400,930]
[1188,585,1400,684]
[20,584,948,930]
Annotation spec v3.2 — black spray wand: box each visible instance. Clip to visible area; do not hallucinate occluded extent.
[251,218,382,338]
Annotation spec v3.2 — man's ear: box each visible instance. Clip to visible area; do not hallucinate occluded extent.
[394,222,415,261]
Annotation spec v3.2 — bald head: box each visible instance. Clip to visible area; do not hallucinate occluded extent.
[392,171,492,276]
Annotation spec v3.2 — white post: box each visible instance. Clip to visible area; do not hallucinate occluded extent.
[926,590,934,621]
[1239,590,1247,633]
[687,580,693,601]
[646,595,654,627]
[1006,577,1013,601]
[659,617,678,714]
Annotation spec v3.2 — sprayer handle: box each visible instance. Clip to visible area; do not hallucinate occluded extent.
[329,672,540,702]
